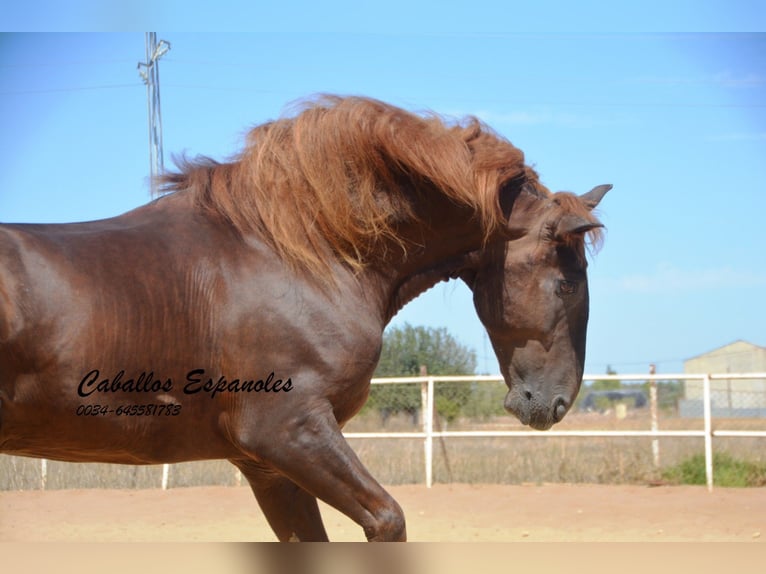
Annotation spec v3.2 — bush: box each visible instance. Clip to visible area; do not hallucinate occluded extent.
[662,453,766,487]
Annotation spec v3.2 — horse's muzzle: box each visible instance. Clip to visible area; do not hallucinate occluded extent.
[504,388,570,431]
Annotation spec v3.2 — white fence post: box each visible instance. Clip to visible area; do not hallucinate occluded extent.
[41,459,47,490]
[649,364,660,473]
[424,376,435,488]
[703,373,714,492]
[161,463,170,490]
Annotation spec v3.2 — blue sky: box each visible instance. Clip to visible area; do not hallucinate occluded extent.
[1,12,765,376]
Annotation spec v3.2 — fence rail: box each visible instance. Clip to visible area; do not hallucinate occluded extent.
[11,373,766,492]
[348,372,766,491]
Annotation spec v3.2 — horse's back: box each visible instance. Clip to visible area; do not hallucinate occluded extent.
[0,192,384,463]
[0,198,238,461]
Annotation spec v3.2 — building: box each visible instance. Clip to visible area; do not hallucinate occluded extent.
[680,340,766,418]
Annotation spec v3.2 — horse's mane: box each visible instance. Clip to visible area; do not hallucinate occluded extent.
[161,95,547,279]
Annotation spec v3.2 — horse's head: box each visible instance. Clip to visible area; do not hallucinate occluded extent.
[461,184,610,430]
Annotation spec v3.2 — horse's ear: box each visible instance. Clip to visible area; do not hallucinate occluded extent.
[555,214,604,240]
[579,184,612,210]
[501,182,547,239]
[497,173,527,216]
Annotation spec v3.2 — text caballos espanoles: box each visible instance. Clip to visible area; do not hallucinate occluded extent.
[77,368,293,399]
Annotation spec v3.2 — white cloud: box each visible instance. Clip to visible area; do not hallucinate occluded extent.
[706,132,766,142]
[602,263,766,294]
[465,108,607,129]
[712,72,766,88]
[630,72,765,88]
[472,110,555,125]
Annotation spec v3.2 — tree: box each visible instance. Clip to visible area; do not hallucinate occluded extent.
[375,323,476,377]
[367,323,476,424]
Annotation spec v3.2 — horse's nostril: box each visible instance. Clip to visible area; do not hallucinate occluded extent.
[524,390,533,401]
[552,396,568,422]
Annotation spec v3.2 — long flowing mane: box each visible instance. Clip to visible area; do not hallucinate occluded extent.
[161,95,547,278]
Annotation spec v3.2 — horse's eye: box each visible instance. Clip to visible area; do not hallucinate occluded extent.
[558,280,578,296]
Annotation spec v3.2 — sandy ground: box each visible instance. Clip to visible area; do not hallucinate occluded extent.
[1,483,765,542]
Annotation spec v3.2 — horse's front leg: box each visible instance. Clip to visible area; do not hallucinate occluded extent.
[234,403,406,542]
[229,458,329,542]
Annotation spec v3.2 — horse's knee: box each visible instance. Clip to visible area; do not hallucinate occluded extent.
[364,499,406,542]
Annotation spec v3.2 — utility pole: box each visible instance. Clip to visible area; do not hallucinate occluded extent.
[138,33,170,196]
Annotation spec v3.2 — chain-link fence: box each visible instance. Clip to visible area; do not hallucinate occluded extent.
[2,373,765,491]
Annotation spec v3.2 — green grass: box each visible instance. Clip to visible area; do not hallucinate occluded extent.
[662,452,766,487]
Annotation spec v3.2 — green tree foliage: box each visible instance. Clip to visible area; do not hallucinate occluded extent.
[374,323,476,377]
[367,323,477,424]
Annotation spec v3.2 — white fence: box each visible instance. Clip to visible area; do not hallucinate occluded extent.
[346,372,766,491]
[21,373,766,492]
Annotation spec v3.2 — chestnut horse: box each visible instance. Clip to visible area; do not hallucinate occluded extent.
[0,96,609,541]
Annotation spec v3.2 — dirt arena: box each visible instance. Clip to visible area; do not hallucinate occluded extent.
[1,483,764,542]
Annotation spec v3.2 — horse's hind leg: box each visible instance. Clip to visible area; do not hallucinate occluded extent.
[230,458,329,542]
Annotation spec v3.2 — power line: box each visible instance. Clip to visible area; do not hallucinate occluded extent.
[0,84,141,96]
[2,81,762,111]
[0,59,136,69]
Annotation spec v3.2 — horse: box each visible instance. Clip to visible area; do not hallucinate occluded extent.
[0,95,609,541]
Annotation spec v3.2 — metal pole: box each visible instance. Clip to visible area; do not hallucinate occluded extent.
[138,33,170,196]
[143,35,153,191]
[703,374,714,491]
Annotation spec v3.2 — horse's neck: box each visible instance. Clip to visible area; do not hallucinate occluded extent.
[383,252,478,324]
[375,202,494,324]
